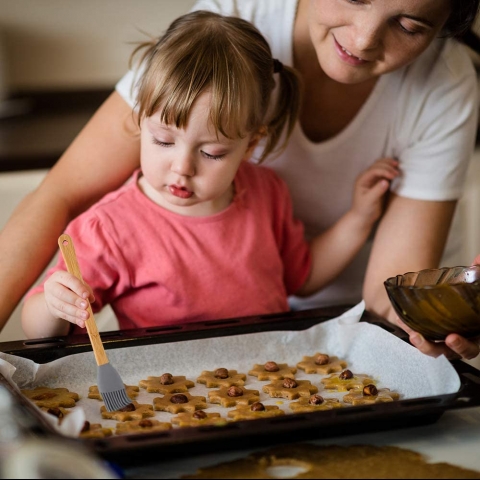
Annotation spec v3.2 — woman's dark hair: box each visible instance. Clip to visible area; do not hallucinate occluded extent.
[443,0,479,38]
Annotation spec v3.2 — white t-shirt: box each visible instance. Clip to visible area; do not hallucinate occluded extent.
[116,0,479,309]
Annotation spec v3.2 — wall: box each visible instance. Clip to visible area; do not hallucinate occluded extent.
[0,0,196,91]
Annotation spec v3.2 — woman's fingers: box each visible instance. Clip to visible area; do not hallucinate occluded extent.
[445,334,480,360]
[394,317,462,360]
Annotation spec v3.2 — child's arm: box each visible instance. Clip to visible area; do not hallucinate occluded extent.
[297,158,399,297]
[21,271,94,338]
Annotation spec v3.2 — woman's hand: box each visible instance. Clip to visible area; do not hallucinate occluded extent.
[44,271,95,328]
[394,316,480,360]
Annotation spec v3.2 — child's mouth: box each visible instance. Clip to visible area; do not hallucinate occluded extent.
[169,185,193,199]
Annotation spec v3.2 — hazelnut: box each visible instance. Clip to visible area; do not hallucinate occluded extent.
[47,407,63,419]
[214,368,229,379]
[250,402,265,412]
[314,354,330,365]
[193,411,208,420]
[227,386,243,397]
[283,378,298,389]
[309,394,324,405]
[339,369,353,380]
[81,421,91,433]
[138,419,154,428]
[170,394,188,404]
[264,361,280,372]
[118,403,136,412]
[363,384,378,396]
[159,373,174,385]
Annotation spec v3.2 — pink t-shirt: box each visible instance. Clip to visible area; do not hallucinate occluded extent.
[28,162,311,331]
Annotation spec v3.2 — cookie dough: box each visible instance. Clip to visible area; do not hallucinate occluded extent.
[248,362,297,381]
[115,419,172,435]
[296,353,347,375]
[153,392,207,414]
[289,395,343,413]
[21,386,80,408]
[88,384,139,400]
[196,368,246,388]
[171,411,227,428]
[100,401,154,421]
[208,386,260,408]
[139,374,195,394]
[227,403,285,421]
[262,379,318,400]
[181,443,480,479]
[343,385,400,405]
[79,421,113,439]
[321,370,376,392]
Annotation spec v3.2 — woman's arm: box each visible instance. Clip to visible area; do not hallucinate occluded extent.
[0,91,140,329]
[363,193,455,320]
[364,193,480,359]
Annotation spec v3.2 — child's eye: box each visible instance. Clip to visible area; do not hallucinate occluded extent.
[152,137,172,147]
[202,151,224,161]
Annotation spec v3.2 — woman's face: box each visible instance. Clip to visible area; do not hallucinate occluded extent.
[307,0,451,84]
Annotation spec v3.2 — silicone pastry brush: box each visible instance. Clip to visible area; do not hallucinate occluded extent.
[58,233,131,412]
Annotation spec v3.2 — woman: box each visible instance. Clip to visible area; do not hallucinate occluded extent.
[1,0,479,359]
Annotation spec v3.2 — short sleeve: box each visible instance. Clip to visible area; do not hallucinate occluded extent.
[390,41,479,201]
[24,214,128,313]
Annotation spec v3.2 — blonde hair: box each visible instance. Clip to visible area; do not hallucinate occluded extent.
[130,10,302,163]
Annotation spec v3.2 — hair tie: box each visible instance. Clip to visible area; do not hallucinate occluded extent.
[273,58,283,74]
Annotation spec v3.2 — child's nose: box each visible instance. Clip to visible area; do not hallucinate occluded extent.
[171,153,195,177]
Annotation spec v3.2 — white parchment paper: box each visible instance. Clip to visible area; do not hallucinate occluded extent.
[0,302,460,437]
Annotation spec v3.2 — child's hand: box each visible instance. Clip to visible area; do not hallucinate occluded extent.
[351,158,399,225]
[43,271,95,328]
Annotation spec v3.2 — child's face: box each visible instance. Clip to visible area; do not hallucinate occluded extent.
[139,92,258,217]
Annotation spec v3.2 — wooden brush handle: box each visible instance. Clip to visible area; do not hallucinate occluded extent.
[58,233,109,366]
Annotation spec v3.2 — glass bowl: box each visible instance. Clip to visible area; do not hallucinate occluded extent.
[384,266,480,341]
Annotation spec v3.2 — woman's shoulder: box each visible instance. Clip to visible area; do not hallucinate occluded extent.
[192,0,295,19]
[403,38,476,87]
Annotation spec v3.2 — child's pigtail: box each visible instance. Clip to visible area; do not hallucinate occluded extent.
[260,59,302,163]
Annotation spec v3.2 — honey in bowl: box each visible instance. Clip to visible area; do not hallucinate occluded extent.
[384,266,480,341]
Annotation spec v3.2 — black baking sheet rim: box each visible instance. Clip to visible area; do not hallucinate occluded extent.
[1,305,480,468]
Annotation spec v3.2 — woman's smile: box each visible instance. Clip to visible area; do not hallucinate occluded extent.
[333,36,369,66]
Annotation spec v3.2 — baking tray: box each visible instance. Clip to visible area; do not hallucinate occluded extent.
[1,305,480,468]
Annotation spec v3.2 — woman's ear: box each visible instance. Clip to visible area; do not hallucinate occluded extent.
[243,127,267,161]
